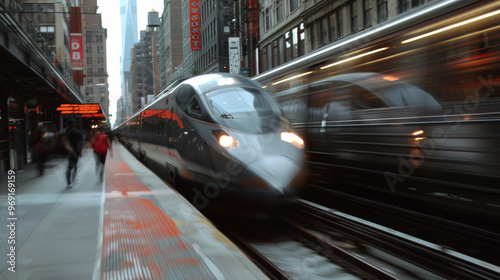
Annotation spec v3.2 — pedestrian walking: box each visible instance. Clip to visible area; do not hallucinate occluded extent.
[31,125,49,176]
[90,127,113,181]
[61,119,83,186]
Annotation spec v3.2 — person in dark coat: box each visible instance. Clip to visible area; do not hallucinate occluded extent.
[61,119,83,186]
[31,125,49,176]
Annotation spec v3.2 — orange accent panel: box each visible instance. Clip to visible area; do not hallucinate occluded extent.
[99,150,214,279]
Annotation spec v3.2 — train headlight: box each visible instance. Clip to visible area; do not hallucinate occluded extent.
[219,135,239,149]
[281,132,304,149]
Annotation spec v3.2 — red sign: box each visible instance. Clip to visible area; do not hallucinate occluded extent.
[57,104,101,114]
[189,0,200,50]
[70,34,84,70]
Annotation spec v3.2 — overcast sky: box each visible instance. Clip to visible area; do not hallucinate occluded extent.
[97,0,164,126]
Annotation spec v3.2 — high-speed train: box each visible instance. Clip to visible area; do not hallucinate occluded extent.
[115,73,306,209]
[253,0,500,215]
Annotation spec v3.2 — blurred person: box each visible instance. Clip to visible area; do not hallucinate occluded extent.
[90,127,113,181]
[31,125,49,176]
[61,119,83,186]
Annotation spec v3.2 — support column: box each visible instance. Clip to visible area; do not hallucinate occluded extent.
[0,87,9,174]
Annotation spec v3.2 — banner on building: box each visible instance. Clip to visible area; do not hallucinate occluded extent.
[229,37,240,74]
[70,34,84,70]
[189,0,200,50]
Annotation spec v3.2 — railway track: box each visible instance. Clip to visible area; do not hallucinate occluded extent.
[214,197,500,280]
[300,181,500,266]
[285,198,500,279]
[223,216,401,280]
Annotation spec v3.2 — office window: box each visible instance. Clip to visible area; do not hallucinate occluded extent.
[320,17,328,46]
[329,13,336,41]
[299,23,305,56]
[267,44,272,70]
[399,0,410,13]
[39,25,55,45]
[276,0,284,23]
[337,9,344,38]
[35,3,55,23]
[285,31,292,62]
[310,22,316,50]
[262,46,268,71]
[412,0,424,7]
[292,27,298,58]
[273,39,279,67]
[377,0,388,22]
[363,0,371,27]
[290,0,299,12]
[265,8,271,32]
[351,0,359,32]
[279,37,284,64]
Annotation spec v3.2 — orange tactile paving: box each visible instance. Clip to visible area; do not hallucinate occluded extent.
[99,151,217,280]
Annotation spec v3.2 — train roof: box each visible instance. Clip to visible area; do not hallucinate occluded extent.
[114,73,265,129]
[184,73,262,95]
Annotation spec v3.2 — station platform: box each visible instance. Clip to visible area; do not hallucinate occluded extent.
[0,143,269,280]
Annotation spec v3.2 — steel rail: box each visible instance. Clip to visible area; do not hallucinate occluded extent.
[289,198,500,279]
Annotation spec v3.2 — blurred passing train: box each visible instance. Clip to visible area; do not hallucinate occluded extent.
[115,74,306,209]
[253,0,500,214]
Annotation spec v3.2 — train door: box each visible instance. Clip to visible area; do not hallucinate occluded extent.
[136,113,144,155]
[306,81,355,161]
[343,80,423,171]
[306,82,334,158]
[170,86,190,149]
[163,95,173,148]
[174,85,212,173]
[277,86,308,138]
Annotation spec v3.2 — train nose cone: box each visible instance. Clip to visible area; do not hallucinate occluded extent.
[246,156,301,192]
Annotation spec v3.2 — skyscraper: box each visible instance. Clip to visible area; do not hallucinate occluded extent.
[120,0,138,73]
[120,0,138,121]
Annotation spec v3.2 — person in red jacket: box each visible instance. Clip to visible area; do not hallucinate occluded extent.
[90,127,113,181]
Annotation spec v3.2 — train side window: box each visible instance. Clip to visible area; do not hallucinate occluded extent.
[187,96,203,118]
[330,81,352,107]
[347,84,386,110]
[175,85,196,111]
[308,82,333,108]
[277,86,305,120]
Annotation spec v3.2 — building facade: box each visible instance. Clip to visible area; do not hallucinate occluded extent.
[255,0,436,75]
[172,0,232,85]
[194,0,231,74]
[114,95,125,128]
[129,11,160,113]
[159,0,183,90]
[82,0,109,119]
[22,0,74,83]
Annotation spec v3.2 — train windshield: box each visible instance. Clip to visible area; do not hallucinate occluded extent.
[205,87,283,133]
